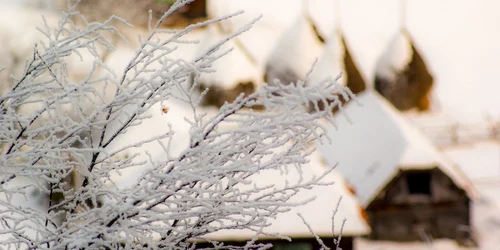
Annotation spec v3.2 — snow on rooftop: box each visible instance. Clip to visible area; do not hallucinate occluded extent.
[316,91,476,206]
[264,12,323,84]
[375,30,413,82]
[195,24,261,89]
[5,0,500,122]
[105,99,201,190]
[209,0,300,31]
[308,29,346,86]
[102,97,370,239]
[208,0,300,67]
[210,0,500,123]
[443,142,500,182]
[204,150,370,241]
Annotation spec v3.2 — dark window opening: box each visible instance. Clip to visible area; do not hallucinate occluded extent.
[407,172,431,195]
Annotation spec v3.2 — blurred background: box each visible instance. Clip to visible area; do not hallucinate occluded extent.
[1,0,499,249]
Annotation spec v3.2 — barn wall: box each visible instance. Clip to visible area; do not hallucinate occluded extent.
[367,168,470,241]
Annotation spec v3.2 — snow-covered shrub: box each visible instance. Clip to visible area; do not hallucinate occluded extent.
[0,0,353,249]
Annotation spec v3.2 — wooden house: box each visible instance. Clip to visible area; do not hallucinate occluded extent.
[316,91,477,243]
[196,151,371,250]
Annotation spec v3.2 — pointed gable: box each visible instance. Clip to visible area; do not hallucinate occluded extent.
[195,24,261,107]
[316,91,476,206]
[196,24,260,90]
[341,35,366,94]
[309,29,366,94]
[309,29,345,86]
[264,13,323,85]
[374,30,434,111]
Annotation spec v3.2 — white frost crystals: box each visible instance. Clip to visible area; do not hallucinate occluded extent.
[0,1,354,249]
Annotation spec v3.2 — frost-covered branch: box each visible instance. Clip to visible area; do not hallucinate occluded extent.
[0,1,354,249]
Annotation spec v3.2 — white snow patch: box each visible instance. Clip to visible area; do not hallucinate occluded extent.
[265,13,323,84]
[205,150,370,241]
[195,25,261,89]
[308,29,346,86]
[0,176,49,249]
[208,0,301,69]
[444,142,500,182]
[105,100,198,190]
[375,31,413,82]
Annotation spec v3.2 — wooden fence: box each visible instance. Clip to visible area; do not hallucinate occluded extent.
[414,120,500,147]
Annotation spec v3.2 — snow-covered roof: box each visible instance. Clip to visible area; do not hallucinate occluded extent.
[220,0,500,123]
[308,28,366,94]
[195,24,261,90]
[264,12,323,84]
[308,29,346,86]
[204,150,370,241]
[208,0,301,67]
[106,99,204,190]
[375,30,413,82]
[444,142,500,181]
[104,99,370,240]
[316,91,477,206]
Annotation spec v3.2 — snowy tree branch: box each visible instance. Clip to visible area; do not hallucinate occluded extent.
[0,1,354,249]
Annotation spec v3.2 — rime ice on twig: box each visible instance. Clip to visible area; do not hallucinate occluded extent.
[0,1,354,249]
